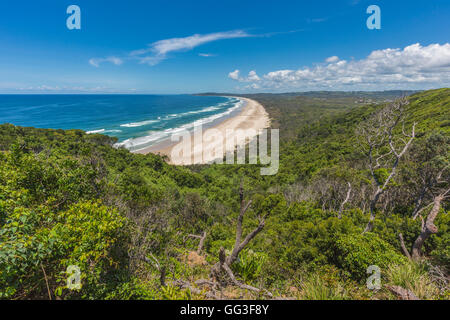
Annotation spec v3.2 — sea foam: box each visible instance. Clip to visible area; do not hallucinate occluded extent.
[115,98,243,151]
[120,119,160,128]
[87,129,122,134]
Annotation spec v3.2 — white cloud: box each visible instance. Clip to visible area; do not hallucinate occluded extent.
[229,43,450,90]
[89,29,294,67]
[228,69,240,80]
[89,56,123,67]
[13,85,114,92]
[153,31,248,55]
[130,30,250,66]
[325,56,339,63]
[228,70,261,82]
[247,70,261,81]
[199,53,216,57]
[37,85,60,91]
[245,83,261,90]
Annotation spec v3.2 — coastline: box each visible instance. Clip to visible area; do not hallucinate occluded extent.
[134,97,271,165]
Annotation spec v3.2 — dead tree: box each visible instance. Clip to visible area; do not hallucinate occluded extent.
[210,183,272,297]
[357,97,416,233]
[174,183,272,299]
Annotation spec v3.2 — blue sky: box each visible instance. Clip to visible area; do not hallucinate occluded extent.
[0,0,449,93]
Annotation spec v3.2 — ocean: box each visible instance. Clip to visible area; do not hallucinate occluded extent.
[0,94,244,152]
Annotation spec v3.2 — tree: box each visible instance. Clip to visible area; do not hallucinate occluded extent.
[399,133,449,261]
[209,183,272,296]
[411,188,449,260]
[357,97,416,232]
[174,183,272,298]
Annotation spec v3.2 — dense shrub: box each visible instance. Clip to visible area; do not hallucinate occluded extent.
[335,233,407,281]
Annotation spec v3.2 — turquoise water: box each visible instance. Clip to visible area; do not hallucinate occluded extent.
[0,94,243,151]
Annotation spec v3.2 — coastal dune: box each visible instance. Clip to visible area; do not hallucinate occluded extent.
[136,97,270,165]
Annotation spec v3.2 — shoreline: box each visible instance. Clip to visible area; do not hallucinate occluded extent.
[134,97,271,165]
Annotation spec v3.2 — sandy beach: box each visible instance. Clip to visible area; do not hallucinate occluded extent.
[135,97,270,165]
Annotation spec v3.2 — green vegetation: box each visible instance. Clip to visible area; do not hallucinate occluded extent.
[0,88,448,300]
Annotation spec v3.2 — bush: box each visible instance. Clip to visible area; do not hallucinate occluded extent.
[430,211,450,267]
[0,200,128,299]
[335,233,407,281]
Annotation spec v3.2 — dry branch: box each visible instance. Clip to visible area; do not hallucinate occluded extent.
[338,182,352,219]
[197,231,207,254]
[398,233,412,260]
[40,263,52,300]
[174,183,273,300]
[385,285,419,300]
[358,98,416,233]
[209,183,272,298]
[411,189,449,260]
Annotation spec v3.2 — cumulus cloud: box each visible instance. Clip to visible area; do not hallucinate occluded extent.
[228,69,241,80]
[89,56,123,67]
[228,70,261,82]
[229,43,450,90]
[325,56,339,63]
[247,70,261,81]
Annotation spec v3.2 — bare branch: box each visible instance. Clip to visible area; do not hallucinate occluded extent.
[411,192,445,260]
[222,263,273,298]
[385,285,419,300]
[361,99,415,233]
[229,220,265,265]
[209,184,272,298]
[398,233,411,260]
[197,231,207,254]
[412,201,433,220]
[228,183,255,265]
[174,279,221,300]
[40,263,52,300]
[338,182,352,219]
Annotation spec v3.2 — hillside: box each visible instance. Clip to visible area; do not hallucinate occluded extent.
[0,88,448,300]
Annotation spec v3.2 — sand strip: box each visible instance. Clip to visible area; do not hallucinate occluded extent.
[135,97,270,165]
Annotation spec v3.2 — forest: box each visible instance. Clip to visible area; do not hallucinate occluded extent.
[0,88,448,300]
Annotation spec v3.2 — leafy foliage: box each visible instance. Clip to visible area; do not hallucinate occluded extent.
[0,89,448,299]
